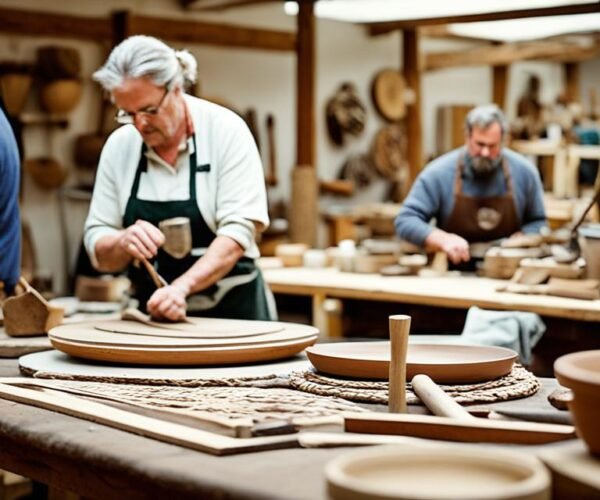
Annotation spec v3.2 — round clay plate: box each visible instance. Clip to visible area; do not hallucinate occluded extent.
[48,319,318,366]
[326,445,550,500]
[306,342,517,383]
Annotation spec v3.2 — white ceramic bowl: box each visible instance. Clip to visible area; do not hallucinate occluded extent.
[326,445,550,500]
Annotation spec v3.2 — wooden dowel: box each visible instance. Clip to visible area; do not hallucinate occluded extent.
[411,374,474,420]
[388,314,411,413]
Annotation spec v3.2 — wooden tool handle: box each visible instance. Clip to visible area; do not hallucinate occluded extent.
[139,256,168,289]
[411,374,474,421]
[388,314,411,413]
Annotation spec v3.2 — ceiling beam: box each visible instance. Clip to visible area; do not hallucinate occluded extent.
[0,7,111,42]
[424,39,600,71]
[181,0,276,10]
[117,12,296,51]
[367,2,600,36]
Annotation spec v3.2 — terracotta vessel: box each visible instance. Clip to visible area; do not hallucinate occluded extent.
[39,79,82,114]
[326,445,550,500]
[554,350,600,456]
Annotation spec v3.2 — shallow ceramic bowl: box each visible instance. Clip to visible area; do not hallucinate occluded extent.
[326,445,550,500]
[554,350,600,456]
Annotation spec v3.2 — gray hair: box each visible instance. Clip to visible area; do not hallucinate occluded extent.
[93,35,197,92]
[465,104,508,137]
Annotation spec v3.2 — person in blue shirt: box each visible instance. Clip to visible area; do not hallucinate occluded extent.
[395,104,546,265]
[0,105,21,294]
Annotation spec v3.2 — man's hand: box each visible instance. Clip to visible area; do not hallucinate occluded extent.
[119,220,165,261]
[147,284,188,322]
[425,229,470,265]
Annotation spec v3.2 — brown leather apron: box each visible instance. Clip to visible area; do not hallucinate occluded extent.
[444,153,520,243]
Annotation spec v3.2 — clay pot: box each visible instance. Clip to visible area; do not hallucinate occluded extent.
[23,157,68,190]
[74,276,131,302]
[554,350,600,456]
[39,79,82,114]
[326,445,550,500]
[74,133,108,169]
[0,73,33,117]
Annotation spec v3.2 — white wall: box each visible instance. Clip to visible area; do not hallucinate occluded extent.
[1,0,597,293]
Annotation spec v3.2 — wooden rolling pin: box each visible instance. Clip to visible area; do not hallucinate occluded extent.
[388,315,411,413]
[411,374,473,421]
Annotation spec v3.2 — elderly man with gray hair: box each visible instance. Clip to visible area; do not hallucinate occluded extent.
[84,35,274,321]
[395,104,546,266]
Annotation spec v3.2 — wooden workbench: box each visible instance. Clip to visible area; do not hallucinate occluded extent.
[0,358,594,500]
[262,267,600,375]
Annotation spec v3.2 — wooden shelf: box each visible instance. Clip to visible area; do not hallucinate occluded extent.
[18,113,69,129]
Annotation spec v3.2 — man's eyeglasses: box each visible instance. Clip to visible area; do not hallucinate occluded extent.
[114,85,170,125]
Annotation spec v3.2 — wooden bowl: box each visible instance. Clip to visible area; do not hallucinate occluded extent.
[23,157,68,190]
[326,445,550,500]
[554,350,600,456]
[39,79,82,114]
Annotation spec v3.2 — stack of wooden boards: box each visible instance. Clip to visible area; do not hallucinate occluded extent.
[48,310,319,365]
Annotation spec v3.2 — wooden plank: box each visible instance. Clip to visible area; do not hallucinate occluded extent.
[127,13,296,51]
[344,412,576,445]
[367,3,600,35]
[425,40,600,71]
[0,382,298,456]
[403,28,422,185]
[0,7,111,41]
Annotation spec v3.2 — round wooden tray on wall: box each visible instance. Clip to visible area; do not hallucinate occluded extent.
[371,69,406,122]
[48,318,319,366]
[372,123,406,181]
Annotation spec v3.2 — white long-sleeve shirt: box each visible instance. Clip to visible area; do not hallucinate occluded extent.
[84,94,269,266]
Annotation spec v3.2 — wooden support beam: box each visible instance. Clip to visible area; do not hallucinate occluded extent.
[126,14,296,51]
[367,2,600,36]
[492,65,508,110]
[291,0,317,246]
[424,40,600,72]
[564,62,581,102]
[403,28,423,185]
[296,0,316,166]
[0,7,111,42]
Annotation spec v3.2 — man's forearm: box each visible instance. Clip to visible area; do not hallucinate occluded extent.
[94,232,132,272]
[172,235,244,296]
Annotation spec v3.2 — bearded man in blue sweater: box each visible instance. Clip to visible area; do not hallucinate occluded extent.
[0,105,21,295]
[395,104,546,265]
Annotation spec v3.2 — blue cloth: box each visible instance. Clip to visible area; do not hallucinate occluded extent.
[461,306,546,365]
[395,147,547,247]
[0,107,21,294]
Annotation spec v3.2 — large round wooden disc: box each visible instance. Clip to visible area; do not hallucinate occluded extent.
[371,69,406,122]
[372,124,406,180]
[306,342,517,384]
[48,318,319,366]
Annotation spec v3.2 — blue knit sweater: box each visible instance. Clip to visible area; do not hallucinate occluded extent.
[395,147,547,247]
[0,108,21,293]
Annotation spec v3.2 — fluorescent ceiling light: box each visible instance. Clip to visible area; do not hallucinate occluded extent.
[283,0,597,24]
[448,13,600,42]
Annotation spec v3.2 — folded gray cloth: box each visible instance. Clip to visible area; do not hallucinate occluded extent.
[460,306,546,365]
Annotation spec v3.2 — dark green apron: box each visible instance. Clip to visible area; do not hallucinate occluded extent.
[123,135,273,320]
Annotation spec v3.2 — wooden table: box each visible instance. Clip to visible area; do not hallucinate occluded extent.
[263,267,600,375]
[0,358,593,500]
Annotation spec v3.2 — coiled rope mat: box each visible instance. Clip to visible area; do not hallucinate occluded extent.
[13,378,369,423]
[289,364,540,405]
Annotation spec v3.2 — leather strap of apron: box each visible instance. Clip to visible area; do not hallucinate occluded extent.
[455,153,513,195]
